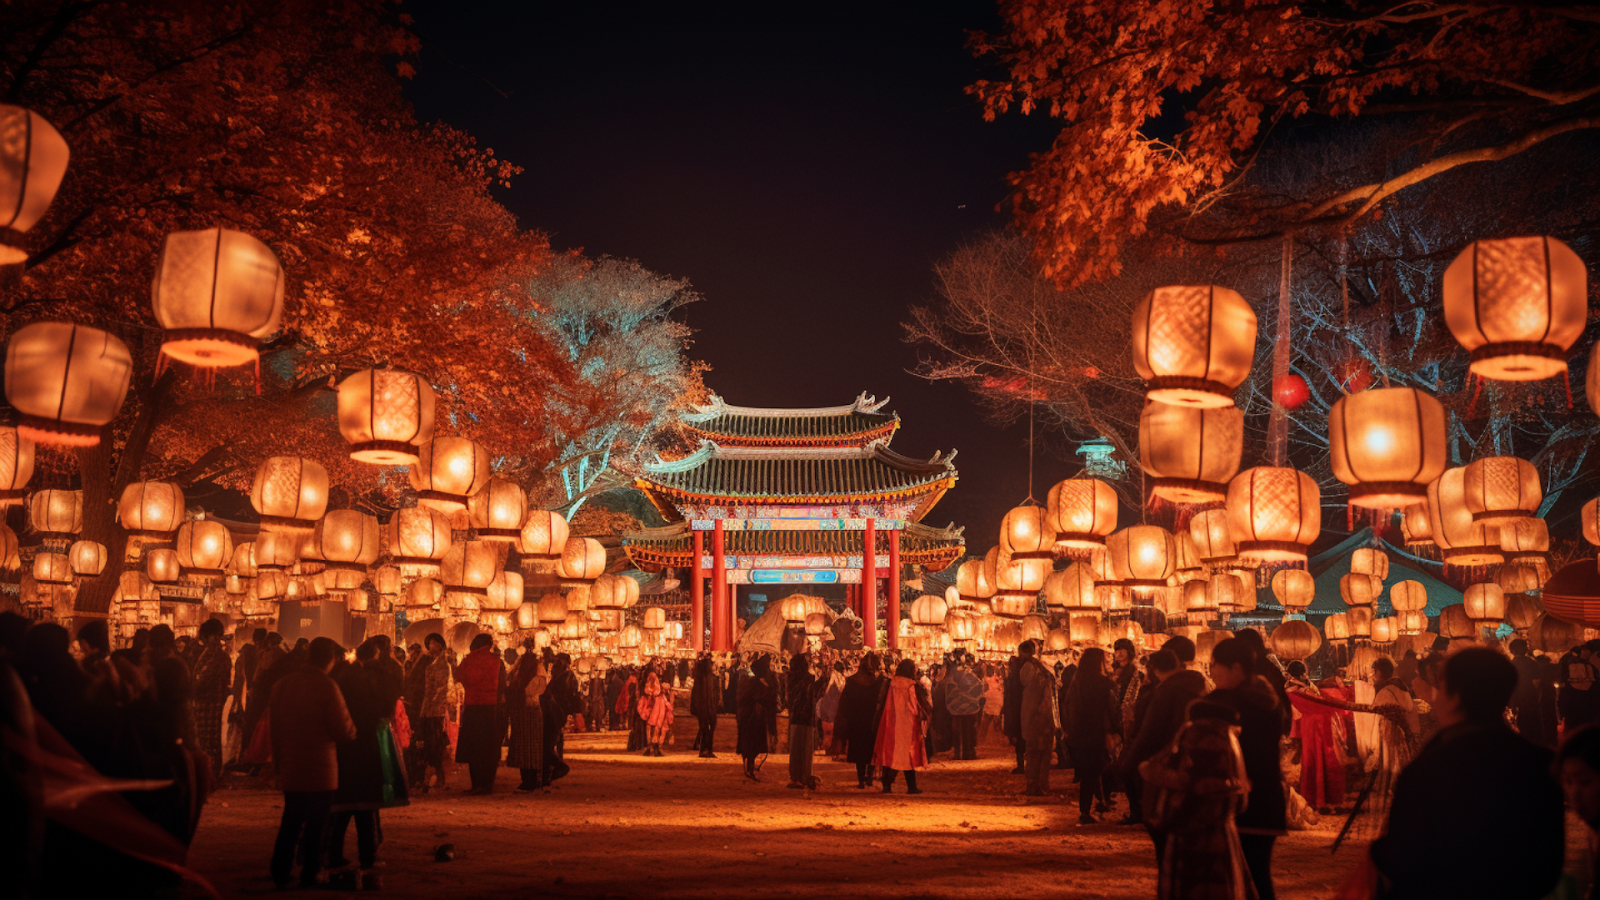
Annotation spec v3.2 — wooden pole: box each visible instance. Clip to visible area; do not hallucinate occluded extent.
[887,529,901,650]
[862,518,877,648]
[711,519,726,651]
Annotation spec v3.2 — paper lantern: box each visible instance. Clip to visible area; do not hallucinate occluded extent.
[1047,627,1072,653]
[999,504,1055,560]
[1183,579,1214,614]
[1346,604,1374,638]
[407,577,444,610]
[1500,517,1549,566]
[519,510,570,560]
[954,557,996,605]
[1425,467,1504,566]
[68,539,106,577]
[1390,580,1428,612]
[1328,387,1448,509]
[1046,478,1117,555]
[144,546,180,583]
[1271,569,1314,613]
[1269,619,1322,661]
[6,323,132,446]
[1194,629,1233,665]
[151,228,284,367]
[1442,236,1586,381]
[619,624,643,649]
[250,456,328,534]
[0,105,70,262]
[1397,610,1429,636]
[1439,604,1477,639]
[441,540,498,595]
[990,547,1048,600]
[1350,548,1389,581]
[387,506,453,570]
[1138,400,1243,503]
[778,593,826,623]
[1506,593,1543,632]
[468,477,527,541]
[909,594,948,626]
[1401,503,1436,553]
[313,510,381,568]
[0,525,16,573]
[409,437,491,513]
[945,609,978,643]
[0,427,34,503]
[484,570,525,611]
[29,489,81,536]
[1461,456,1541,524]
[1274,374,1310,409]
[565,585,592,615]
[175,520,233,575]
[640,606,667,632]
[117,570,156,604]
[989,591,1036,620]
[253,529,300,571]
[1530,613,1586,654]
[1188,508,1236,566]
[1207,572,1248,613]
[32,551,71,584]
[536,592,569,624]
[1172,531,1206,582]
[1340,573,1383,608]
[372,564,401,596]
[1226,467,1320,563]
[1042,563,1097,611]
[1106,525,1177,588]
[1371,616,1399,644]
[1537,561,1600,629]
[117,481,184,535]
[1020,614,1050,645]
[1131,284,1257,407]
[336,368,436,465]
[1497,564,1543,595]
[558,537,607,584]
[1323,612,1350,641]
[1069,615,1099,643]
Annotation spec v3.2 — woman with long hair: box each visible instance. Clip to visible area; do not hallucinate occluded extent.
[638,669,675,756]
[837,654,885,788]
[506,646,547,791]
[1065,646,1119,824]
[873,659,931,794]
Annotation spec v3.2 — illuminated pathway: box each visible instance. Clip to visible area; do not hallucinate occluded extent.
[187,729,1377,898]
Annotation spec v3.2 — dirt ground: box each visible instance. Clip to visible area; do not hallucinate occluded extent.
[186,725,1376,899]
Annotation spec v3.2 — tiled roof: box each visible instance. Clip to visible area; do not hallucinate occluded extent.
[637,441,957,509]
[681,392,899,447]
[623,521,965,572]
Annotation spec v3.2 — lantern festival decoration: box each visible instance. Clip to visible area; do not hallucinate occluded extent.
[558,537,607,585]
[68,539,107,577]
[0,427,34,504]
[1506,594,1543,632]
[1106,525,1177,591]
[1402,504,1436,555]
[1207,572,1251,615]
[0,105,70,264]
[1442,236,1586,381]
[1131,284,1258,407]
[253,528,300,571]
[314,510,381,577]
[32,551,72,584]
[1269,619,1322,661]
[1425,467,1504,567]
[1498,563,1543,595]
[468,477,528,541]
[387,506,453,575]
[1183,579,1214,617]
[29,488,82,537]
[989,546,1047,617]
[1371,616,1400,644]
[953,557,996,609]
[1270,568,1314,617]
[1323,612,1350,642]
[336,368,436,465]
[409,436,491,513]
[1041,562,1097,612]
[1226,467,1320,564]
[407,577,444,613]
[1350,547,1390,581]
[1046,478,1117,556]
[1465,584,1509,631]
[536,592,569,625]
[519,510,570,563]
[1138,400,1243,503]
[151,227,285,367]
[441,540,498,595]
[1500,517,1550,570]
[1327,387,1448,509]
[6,323,133,446]
[175,520,233,578]
[118,481,184,536]
[944,609,978,644]
[250,456,328,534]
[1461,456,1541,524]
[484,569,525,611]
[1189,508,1237,567]
[909,594,948,627]
[999,504,1055,560]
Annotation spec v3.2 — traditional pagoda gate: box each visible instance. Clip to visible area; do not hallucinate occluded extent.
[624,393,963,651]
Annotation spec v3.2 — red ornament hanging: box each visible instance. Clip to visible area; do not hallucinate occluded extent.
[1274,374,1310,409]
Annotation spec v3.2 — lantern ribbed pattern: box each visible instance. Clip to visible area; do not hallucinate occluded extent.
[0,427,34,502]
[1323,612,1350,641]
[1042,563,1097,610]
[407,578,443,610]
[989,591,1036,620]
[29,489,82,536]
[484,570,525,611]
[1462,456,1541,524]
[1397,610,1429,636]
[1347,605,1374,638]
[909,594,948,626]
[1271,569,1314,612]
[1350,548,1389,581]
[1270,619,1322,661]
[1402,504,1435,551]
[945,609,978,643]
[1069,615,1099,644]
[409,437,491,513]
[1371,616,1399,644]
[1328,387,1448,509]
[1506,594,1542,632]
[1138,400,1243,502]
[1183,579,1213,614]
[1189,508,1236,564]
[1340,573,1382,608]
[1207,573,1248,613]
[151,228,284,367]
[999,504,1055,559]
[641,607,667,631]
[387,506,453,566]
[1226,467,1320,563]
[1442,236,1587,381]
[519,510,570,559]
[1586,498,1600,547]
[1173,532,1205,581]
[1463,583,1507,625]
[558,537,607,583]
[1498,564,1543,595]
[1426,468,1504,566]
[33,551,71,584]
[0,106,71,252]
[314,510,380,567]
[0,525,17,572]
[1046,478,1117,554]
[1390,580,1428,612]
[441,540,498,594]
[69,539,106,577]
[1131,285,1257,407]
[6,323,132,446]
[1106,526,1177,587]
[778,593,825,624]
[250,456,328,533]
[336,368,436,465]
[536,592,568,624]
[175,520,233,573]
[468,477,527,541]
[1500,517,1549,564]
[118,481,184,534]
[991,546,1048,599]
[373,564,401,595]
[255,569,290,600]
[253,529,300,570]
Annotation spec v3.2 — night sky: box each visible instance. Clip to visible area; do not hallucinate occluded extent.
[404,2,1063,546]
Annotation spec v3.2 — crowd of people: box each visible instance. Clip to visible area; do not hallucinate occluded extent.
[0,607,1592,899]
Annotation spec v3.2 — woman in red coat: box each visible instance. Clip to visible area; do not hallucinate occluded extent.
[452,634,505,794]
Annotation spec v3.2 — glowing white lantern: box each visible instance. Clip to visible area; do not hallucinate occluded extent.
[151,228,284,367]
[409,437,491,513]
[250,456,329,534]
[6,323,132,446]
[336,368,436,465]
[1131,284,1257,407]
[1442,236,1587,381]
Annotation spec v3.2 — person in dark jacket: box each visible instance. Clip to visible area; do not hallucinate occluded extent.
[690,655,720,758]
[1065,647,1118,824]
[837,654,885,788]
[786,653,826,788]
[1509,638,1548,746]
[1233,628,1292,737]
[1557,725,1600,900]
[1120,649,1169,826]
[269,637,357,890]
[736,654,778,780]
[1124,638,1209,854]
[1204,637,1286,900]
[1369,647,1563,900]
[1002,653,1025,774]
[328,640,407,891]
[1055,651,1077,769]
[540,654,581,784]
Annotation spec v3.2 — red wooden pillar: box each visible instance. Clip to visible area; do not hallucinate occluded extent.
[887,529,901,650]
[862,518,877,648]
[728,582,739,648]
[691,529,705,652]
[711,519,727,652]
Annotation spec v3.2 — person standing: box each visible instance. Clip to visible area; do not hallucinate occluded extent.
[944,655,984,761]
[1002,653,1025,774]
[1140,700,1252,900]
[873,659,930,794]
[786,653,824,788]
[191,618,232,782]
[638,669,675,756]
[1560,641,1600,732]
[269,637,356,890]
[980,663,1004,745]
[450,634,503,794]
[605,669,624,731]
[690,655,721,758]
[1367,648,1563,900]
[838,654,885,788]
[1205,638,1286,900]
[1017,640,1060,797]
[1510,639,1548,746]
[1124,640,1209,854]
[737,655,778,781]
[541,654,581,784]
[1066,647,1118,824]
[328,640,407,891]
[506,648,547,791]
[1557,726,1600,900]
[417,633,454,792]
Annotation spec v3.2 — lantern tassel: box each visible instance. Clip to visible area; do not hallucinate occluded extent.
[1468,375,1484,414]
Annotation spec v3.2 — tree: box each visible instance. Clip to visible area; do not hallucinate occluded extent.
[971,1,1600,286]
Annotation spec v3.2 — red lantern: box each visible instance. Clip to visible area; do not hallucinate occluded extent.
[1274,374,1310,409]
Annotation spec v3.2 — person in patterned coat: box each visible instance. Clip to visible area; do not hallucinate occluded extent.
[192,618,233,781]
